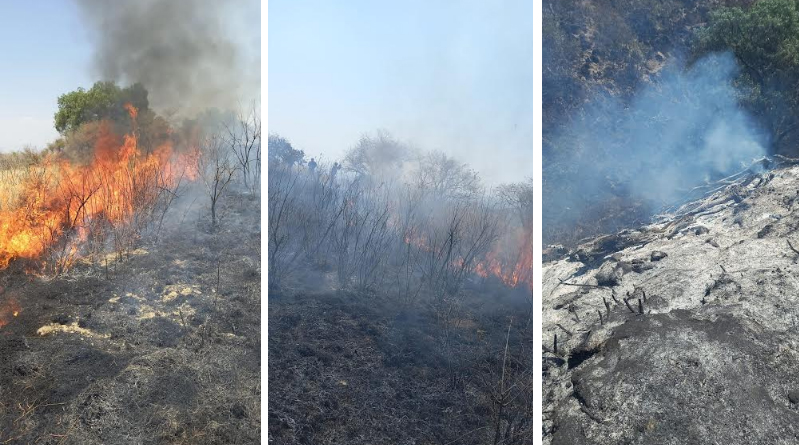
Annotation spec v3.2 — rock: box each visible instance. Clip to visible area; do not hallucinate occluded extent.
[550,311,799,444]
[543,165,799,445]
[595,262,622,286]
[693,226,710,235]
[629,258,655,273]
[570,249,590,263]
[757,224,774,239]
[543,356,566,368]
[543,244,569,263]
[650,251,668,262]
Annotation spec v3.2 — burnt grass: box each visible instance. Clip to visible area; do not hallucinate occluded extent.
[0,191,260,444]
[268,278,536,445]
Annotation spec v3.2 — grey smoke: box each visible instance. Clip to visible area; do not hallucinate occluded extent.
[544,52,768,237]
[75,0,259,113]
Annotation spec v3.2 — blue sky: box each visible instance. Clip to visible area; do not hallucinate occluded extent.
[0,1,92,151]
[269,0,534,184]
[0,0,260,153]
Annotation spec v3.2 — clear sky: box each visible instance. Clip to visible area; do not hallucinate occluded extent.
[0,1,92,152]
[269,0,534,185]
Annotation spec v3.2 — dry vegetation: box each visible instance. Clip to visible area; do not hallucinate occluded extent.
[0,103,261,444]
[268,133,535,444]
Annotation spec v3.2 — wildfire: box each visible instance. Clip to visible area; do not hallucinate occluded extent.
[0,296,21,329]
[474,228,533,290]
[0,104,196,273]
[403,225,533,290]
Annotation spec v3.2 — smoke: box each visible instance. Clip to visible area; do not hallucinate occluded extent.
[268,0,532,186]
[544,52,768,242]
[75,0,260,114]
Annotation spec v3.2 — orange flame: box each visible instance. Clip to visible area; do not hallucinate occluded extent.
[0,297,21,329]
[403,225,533,290]
[474,227,533,290]
[124,103,138,120]
[0,104,196,272]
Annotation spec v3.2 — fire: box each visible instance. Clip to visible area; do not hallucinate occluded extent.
[0,296,21,329]
[124,103,138,120]
[403,224,533,290]
[474,227,533,290]
[0,104,196,273]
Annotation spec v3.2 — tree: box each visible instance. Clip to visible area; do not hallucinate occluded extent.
[694,0,799,154]
[268,134,304,167]
[343,130,409,180]
[226,104,262,192]
[196,133,237,229]
[412,151,482,200]
[54,81,149,134]
[497,179,533,229]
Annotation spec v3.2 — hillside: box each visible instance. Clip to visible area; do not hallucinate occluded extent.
[543,0,760,246]
[542,160,799,444]
[543,0,753,132]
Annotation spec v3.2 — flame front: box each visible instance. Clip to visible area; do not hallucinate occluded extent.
[404,224,533,290]
[0,105,195,272]
[474,227,533,290]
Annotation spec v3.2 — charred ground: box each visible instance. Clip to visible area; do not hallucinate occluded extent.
[543,162,799,444]
[267,133,535,444]
[0,190,260,444]
[269,276,535,445]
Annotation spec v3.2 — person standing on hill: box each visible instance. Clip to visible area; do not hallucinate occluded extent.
[308,157,317,175]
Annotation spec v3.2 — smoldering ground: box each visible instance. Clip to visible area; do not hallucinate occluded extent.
[543,52,769,245]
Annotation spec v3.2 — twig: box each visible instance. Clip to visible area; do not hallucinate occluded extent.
[788,239,799,259]
[558,278,607,289]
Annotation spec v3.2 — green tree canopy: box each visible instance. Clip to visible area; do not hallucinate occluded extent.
[694,0,799,153]
[268,134,305,167]
[54,81,150,134]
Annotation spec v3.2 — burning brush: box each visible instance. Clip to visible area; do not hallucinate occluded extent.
[0,104,197,275]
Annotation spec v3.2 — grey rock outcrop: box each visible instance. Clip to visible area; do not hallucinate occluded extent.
[543,166,799,444]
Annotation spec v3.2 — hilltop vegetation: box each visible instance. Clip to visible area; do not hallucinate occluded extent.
[541,0,799,245]
[543,0,747,134]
